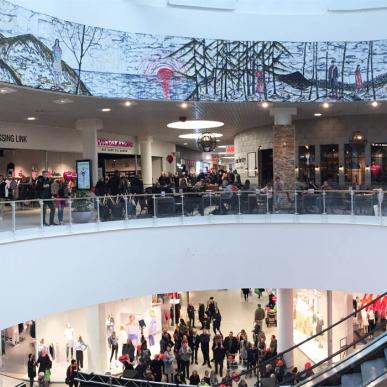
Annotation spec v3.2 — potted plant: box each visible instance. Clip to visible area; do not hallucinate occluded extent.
[71,190,95,223]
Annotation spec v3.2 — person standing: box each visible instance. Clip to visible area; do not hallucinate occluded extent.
[27,354,37,387]
[189,329,200,365]
[241,289,250,302]
[179,341,192,379]
[200,330,211,368]
[328,60,339,98]
[187,304,196,328]
[66,359,78,387]
[150,354,163,382]
[355,65,363,93]
[212,335,226,377]
[108,331,119,366]
[74,336,87,370]
[52,39,62,88]
[36,171,56,226]
[223,332,239,370]
[122,338,135,362]
[212,311,222,335]
[254,304,266,327]
[163,346,175,383]
[273,176,284,213]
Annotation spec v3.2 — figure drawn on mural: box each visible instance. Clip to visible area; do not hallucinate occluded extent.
[255,70,265,100]
[52,39,62,89]
[147,309,157,347]
[355,64,363,94]
[328,60,339,98]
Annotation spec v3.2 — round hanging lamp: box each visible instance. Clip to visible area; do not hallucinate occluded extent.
[197,133,217,152]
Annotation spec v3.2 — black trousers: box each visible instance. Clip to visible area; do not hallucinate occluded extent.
[110,344,118,362]
[215,359,224,376]
[181,360,190,378]
[43,200,55,224]
[29,377,34,387]
[191,347,198,363]
[202,349,210,366]
[189,315,195,327]
[76,350,84,368]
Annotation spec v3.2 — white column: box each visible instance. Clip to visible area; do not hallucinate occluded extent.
[84,303,107,373]
[277,288,294,368]
[139,136,153,188]
[76,119,103,187]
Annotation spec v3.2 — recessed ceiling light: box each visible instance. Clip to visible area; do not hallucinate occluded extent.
[123,101,132,107]
[314,113,322,117]
[371,101,379,107]
[101,108,111,112]
[0,87,17,94]
[178,133,223,139]
[53,98,73,104]
[216,139,221,142]
[217,145,227,149]
[261,101,269,108]
[322,102,330,109]
[180,102,188,109]
[167,120,224,130]
[26,117,37,121]
[183,142,188,145]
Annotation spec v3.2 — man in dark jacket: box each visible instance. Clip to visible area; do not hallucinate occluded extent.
[108,170,120,196]
[213,335,226,377]
[160,330,174,353]
[199,330,211,368]
[189,329,200,365]
[122,338,135,362]
[150,354,163,382]
[223,332,239,369]
[36,170,55,225]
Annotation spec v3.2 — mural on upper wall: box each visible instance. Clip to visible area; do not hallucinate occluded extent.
[1,0,387,102]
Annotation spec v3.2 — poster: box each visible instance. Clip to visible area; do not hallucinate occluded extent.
[76,159,92,190]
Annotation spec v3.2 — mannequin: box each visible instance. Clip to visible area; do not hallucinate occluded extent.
[37,338,49,357]
[64,323,74,361]
[148,309,158,347]
[119,326,128,353]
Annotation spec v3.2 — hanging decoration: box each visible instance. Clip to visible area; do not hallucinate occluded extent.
[197,133,217,152]
[166,154,174,164]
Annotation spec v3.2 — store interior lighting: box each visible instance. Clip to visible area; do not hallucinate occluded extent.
[167,120,224,130]
[178,132,223,139]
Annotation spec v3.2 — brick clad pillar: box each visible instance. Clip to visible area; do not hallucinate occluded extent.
[273,124,296,189]
[270,108,297,190]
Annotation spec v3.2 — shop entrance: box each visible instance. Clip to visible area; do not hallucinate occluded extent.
[259,148,273,186]
[98,153,138,180]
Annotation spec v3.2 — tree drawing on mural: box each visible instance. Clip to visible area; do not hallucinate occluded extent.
[56,22,103,94]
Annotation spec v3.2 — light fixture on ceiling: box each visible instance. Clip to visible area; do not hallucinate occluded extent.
[101,108,111,112]
[26,117,37,121]
[178,133,223,139]
[183,142,188,145]
[216,139,221,142]
[217,151,234,155]
[0,87,17,94]
[217,145,227,149]
[314,113,322,117]
[222,156,236,159]
[371,101,379,107]
[167,120,224,130]
[197,133,218,152]
[261,101,269,108]
[322,102,330,109]
[180,102,188,109]
[121,100,136,107]
[53,98,73,104]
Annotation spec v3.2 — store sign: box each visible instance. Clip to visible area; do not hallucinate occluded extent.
[360,293,387,314]
[226,145,235,153]
[97,138,135,154]
[0,133,27,143]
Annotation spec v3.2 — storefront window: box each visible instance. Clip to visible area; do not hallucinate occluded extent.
[298,145,315,182]
[371,143,387,185]
[344,144,365,185]
[320,145,339,184]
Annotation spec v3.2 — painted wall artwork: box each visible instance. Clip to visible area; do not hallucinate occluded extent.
[1,0,387,102]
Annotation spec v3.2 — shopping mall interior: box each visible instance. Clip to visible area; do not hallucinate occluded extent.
[0,0,387,387]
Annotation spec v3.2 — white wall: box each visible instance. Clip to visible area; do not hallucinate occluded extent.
[10,0,387,41]
[0,220,386,329]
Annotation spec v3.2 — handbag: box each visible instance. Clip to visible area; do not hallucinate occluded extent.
[44,369,51,382]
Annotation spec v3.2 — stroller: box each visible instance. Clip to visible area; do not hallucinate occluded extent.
[265,309,277,327]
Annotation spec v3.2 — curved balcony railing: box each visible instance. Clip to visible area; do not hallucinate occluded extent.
[0,189,386,238]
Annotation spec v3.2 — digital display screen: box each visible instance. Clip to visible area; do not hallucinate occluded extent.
[76,159,92,190]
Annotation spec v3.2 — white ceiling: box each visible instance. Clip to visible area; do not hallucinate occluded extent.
[1,84,387,150]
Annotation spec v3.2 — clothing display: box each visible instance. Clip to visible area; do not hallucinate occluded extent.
[64,325,74,361]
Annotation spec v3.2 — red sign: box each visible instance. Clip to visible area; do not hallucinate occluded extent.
[360,293,387,317]
[226,145,235,153]
[97,139,134,148]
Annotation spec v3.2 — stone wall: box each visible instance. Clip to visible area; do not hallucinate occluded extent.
[273,125,296,190]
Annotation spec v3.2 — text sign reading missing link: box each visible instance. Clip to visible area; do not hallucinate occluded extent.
[0,134,28,143]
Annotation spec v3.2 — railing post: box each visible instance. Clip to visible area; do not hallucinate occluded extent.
[153,195,157,218]
[124,195,128,220]
[237,190,241,215]
[266,193,270,214]
[181,193,185,217]
[11,201,16,234]
[350,189,354,215]
[69,198,72,226]
[96,197,100,223]
[322,191,326,215]
[294,190,298,215]
[39,199,44,229]
[378,190,382,223]
[209,191,212,207]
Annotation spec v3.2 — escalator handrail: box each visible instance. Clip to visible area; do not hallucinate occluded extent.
[216,291,387,386]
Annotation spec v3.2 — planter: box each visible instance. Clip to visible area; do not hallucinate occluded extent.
[71,210,94,224]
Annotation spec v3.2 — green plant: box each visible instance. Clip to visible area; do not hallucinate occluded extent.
[72,190,94,212]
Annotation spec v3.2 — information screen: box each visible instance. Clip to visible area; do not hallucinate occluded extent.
[76,159,92,190]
